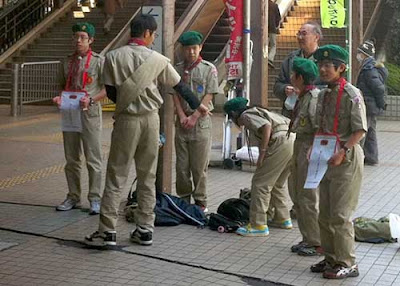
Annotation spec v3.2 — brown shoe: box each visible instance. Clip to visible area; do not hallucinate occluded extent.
[310,259,331,273]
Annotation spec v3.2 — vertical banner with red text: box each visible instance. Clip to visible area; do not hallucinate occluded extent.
[224,0,243,80]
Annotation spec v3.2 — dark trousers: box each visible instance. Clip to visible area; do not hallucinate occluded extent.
[363,115,379,164]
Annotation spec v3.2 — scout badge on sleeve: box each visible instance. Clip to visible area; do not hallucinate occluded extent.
[304,78,347,189]
[59,50,93,132]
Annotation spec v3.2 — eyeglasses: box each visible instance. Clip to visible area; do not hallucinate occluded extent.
[296,31,309,38]
[72,35,89,41]
[153,32,159,39]
[318,62,336,69]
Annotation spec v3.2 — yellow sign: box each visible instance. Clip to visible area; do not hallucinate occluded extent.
[320,0,346,28]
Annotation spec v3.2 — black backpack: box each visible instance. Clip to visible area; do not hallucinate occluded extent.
[208,198,250,233]
[217,198,250,222]
[208,213,244,233]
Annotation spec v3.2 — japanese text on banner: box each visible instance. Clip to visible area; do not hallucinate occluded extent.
[320,0,346,28]
[224,0,243,80]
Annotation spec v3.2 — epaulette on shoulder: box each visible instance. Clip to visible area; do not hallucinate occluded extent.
[375,62,385,68]
[91,51,102,58]
[344,83,363,103]
[201,59,215,67]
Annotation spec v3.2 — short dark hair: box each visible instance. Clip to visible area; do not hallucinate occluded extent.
[130,14,157,37]
[294,72,315,85]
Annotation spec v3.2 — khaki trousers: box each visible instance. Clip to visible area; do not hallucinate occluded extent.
[175,116,211,206]
[319,144,364,267]
[63,104,102,202]
[250,134,294,226]
[291,137,320,246]
[99,111,159,233]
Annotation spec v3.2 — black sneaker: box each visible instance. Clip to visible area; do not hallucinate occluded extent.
[311,259,331,273]
[130,226,153,246]
[323,264,359,279]
[84,231,116,247]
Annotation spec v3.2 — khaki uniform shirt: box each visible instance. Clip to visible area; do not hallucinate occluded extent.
[290,88,319,137]
[103,43,181,115]
[175,59,219,114]
[316,82,367,142]
[59,51,104,97]
[239,107,290,146]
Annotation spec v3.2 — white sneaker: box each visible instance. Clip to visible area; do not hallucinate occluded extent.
[56,198,80,211]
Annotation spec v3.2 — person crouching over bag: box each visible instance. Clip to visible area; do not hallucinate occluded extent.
[223,97,295,236]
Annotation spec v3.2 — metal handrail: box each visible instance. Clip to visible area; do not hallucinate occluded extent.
[212,0,296,84]
[173,0,207,44]
[100,7,141,56]
[0,0,58,55]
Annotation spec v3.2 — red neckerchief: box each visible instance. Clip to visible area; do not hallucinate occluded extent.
[182,56,203,83]
[66,49,92,91]
[129,38,147,46]
[321,77,347,134]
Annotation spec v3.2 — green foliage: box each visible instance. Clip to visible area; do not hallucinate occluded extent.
[386,63,400,95]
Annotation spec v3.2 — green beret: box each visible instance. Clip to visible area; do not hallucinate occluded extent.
[178,31,203,46]
[224,97,248,114]
[314,45,348,64]
[292,57,319,82]
[72,22,95,38]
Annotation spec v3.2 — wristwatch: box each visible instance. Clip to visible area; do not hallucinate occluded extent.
[342,146,351,155]
[89,97,95,106]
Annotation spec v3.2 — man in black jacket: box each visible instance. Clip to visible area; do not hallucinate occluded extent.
[356,39,388,165]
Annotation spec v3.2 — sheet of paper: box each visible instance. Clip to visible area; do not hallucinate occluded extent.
[304,134,338,189]
[60,91,86,132]
[60,91,86,110]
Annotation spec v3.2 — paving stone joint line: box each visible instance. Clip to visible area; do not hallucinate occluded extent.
[0,226,289,286]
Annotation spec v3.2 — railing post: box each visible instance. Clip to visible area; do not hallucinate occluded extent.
[10,63,19,117]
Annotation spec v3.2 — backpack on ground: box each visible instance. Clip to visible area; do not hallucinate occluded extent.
[208,213,244,233]
[353,216,396,244]
[208,198,250,233]
[217,198,250,222]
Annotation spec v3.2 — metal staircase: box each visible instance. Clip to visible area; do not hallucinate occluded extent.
[0,0,142,103]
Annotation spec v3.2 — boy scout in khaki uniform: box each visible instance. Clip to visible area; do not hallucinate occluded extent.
[310,45,367,279]
[84,15,208,247]
[173,31,219,211]
[224,98,294,236]
[287,58,321,256]
[53,23,106,215]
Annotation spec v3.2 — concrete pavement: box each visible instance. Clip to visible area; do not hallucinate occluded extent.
[0,105,400,286]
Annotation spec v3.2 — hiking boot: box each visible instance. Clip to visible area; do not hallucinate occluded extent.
[89,201,100,215]
[236,224,269,237]
[297,245,323,256]
[323,264,359,279]
[311,259,332,273]
[291,241,307,253]
[130,226,153,246]
[268,219,293,229]
[56,198,80,211]
[84,231,116,247]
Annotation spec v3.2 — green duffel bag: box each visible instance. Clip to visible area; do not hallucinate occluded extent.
[353,217,396,243]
